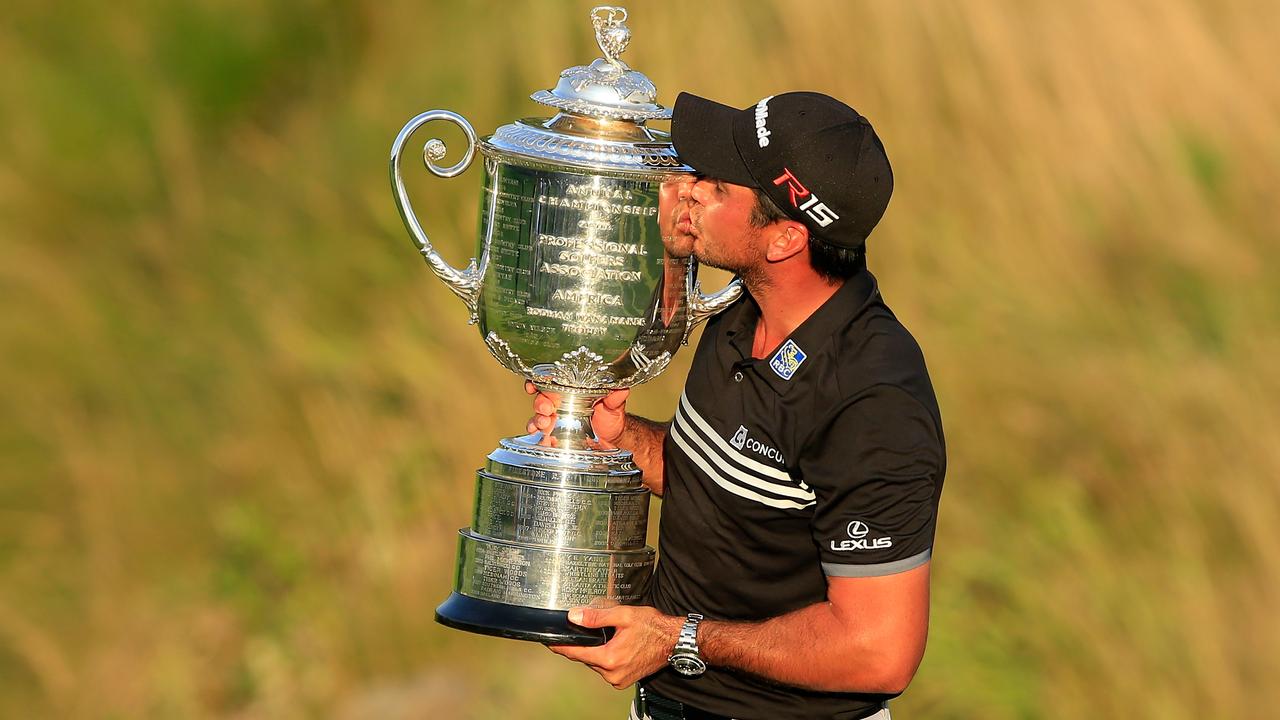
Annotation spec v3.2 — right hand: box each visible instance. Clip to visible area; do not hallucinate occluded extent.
[525,381,630,449]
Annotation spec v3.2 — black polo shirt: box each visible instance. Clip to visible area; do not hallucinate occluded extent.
[644,267,946,720]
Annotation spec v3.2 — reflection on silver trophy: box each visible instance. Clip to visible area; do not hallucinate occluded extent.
[389,6,740,645]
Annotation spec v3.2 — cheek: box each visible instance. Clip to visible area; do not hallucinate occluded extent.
[706,207,744,240]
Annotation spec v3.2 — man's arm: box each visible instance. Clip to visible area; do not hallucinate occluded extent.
[699,564,930,693]
[613,412,669,496]
[525,384,669,495]
[548,562,930,694]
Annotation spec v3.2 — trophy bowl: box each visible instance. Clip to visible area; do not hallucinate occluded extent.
[390,5,740,645]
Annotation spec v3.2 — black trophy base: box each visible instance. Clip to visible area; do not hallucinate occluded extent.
[435,592,611,646]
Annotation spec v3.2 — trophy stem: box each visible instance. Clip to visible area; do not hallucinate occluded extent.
[535,385,608,451]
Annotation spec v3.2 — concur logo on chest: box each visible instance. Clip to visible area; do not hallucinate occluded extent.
[730,425,786,464]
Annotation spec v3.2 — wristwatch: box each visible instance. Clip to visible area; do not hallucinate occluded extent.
[667,612,707,677]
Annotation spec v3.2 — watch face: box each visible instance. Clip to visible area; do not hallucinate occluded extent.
[671,654,707,677]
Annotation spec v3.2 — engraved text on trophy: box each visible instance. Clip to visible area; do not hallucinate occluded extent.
[475,164,665,367]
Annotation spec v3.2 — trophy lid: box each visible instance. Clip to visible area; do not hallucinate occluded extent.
[530,6,671,122]
[480,5,687,175]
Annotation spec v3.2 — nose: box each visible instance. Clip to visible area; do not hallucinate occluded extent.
[670,174,695,194]
[690,177,716,204]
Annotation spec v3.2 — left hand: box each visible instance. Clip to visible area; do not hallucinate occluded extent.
[547,605,683,689]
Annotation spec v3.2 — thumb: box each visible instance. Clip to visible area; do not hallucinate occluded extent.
[598,389,630,412]
[567,605,622,629]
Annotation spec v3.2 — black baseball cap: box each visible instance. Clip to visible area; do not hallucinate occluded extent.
[671,91,893,249]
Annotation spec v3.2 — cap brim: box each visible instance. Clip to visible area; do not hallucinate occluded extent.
[671,92,757,187]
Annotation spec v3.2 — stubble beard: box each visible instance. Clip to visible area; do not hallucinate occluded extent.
[692,223,771,293]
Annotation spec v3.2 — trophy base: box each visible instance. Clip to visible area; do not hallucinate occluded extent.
[435,592,612,646]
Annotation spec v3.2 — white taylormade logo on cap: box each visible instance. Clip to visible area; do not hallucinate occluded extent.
[754,95,775,147]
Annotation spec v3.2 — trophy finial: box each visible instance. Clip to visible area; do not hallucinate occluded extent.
[591,6,631,66]
[531,5,670,121]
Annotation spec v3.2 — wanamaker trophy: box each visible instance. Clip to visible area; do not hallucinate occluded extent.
[389,6,741,645]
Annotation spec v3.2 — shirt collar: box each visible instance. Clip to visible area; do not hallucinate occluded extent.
[721,267,880,395]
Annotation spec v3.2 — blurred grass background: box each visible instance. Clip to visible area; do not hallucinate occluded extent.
[2,0,1278,717]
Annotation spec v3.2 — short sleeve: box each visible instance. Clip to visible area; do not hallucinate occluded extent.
[800,384,944,577]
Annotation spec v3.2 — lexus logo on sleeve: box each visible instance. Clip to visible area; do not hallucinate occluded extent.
[830,519,892,551]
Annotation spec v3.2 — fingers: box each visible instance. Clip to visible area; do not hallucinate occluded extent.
[526,418,558,448]
[547,640,641,690]
[526,382,562,408]
[526,381,562,447]
[546,649,627,688]
[590,390,629,450]
[526,417,557,435]
[532,393,559,417]
[546,644,590,662]
[598,389,630,412]
[568,605,625,629]
[546,643,622,687]
[548,607,666,691]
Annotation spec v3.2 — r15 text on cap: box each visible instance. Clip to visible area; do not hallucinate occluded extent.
[773,168,840,228]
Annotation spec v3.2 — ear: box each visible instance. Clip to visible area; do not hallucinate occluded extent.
[764,221,810,263]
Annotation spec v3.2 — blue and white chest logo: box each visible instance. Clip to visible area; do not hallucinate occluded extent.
[769,339,807,380]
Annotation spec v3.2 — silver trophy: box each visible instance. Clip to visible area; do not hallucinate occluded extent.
[390,5,740,645]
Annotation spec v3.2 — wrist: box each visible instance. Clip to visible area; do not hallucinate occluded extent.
[613,412,633,442]
[667,612,708,677]
[660,612,683,653]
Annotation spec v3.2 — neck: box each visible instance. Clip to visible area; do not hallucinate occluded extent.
[747,271,844,359]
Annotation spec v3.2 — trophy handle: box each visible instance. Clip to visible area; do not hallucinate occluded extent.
[390,109,483,318]
[684,262,744,344]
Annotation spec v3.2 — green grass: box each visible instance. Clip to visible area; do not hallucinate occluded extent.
[2,0,1278,717]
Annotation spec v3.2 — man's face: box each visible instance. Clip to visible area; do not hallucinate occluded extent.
[687,177,767,276]
[658,177,697,259]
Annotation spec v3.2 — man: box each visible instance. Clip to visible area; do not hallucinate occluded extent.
[529,91,945,720]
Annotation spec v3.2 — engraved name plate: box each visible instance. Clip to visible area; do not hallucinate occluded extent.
[455,530,654,610]
[471,472,649,551]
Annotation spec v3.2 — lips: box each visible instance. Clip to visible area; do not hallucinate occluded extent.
[676,212,693,236]
[687,209,702,237]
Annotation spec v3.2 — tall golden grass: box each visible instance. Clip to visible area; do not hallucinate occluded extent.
[1,0,1277,717]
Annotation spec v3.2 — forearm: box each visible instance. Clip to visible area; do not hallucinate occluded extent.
[698,598,925,694]
[617,414,668,495]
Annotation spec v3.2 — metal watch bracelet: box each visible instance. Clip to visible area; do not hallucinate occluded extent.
[667,612,706,677]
